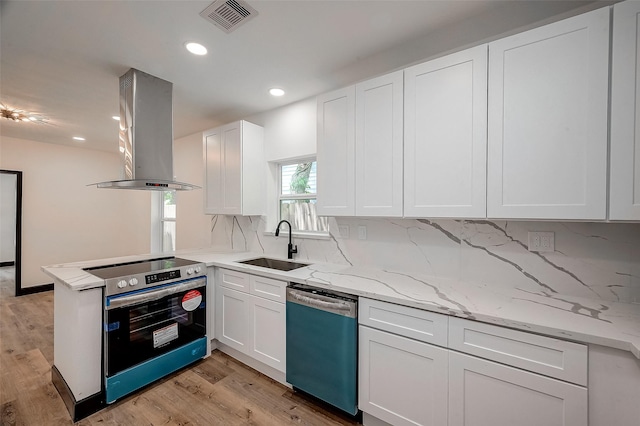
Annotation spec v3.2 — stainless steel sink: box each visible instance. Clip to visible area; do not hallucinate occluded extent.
[238,257,309,271]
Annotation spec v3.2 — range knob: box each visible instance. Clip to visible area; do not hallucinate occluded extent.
[129,277,139,286]
[194,266,202,274]
[117,280,127,289]
[187,267,194,275]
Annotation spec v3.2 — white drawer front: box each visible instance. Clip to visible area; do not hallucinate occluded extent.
[448,317,587,386]
[219,268,250,292]
[250,275,286,303]
[359,298,448,347]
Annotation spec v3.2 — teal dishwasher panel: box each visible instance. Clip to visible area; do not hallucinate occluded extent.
[286,300,358,415]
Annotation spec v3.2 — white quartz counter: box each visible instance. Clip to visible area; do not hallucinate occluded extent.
[43,249,640,359]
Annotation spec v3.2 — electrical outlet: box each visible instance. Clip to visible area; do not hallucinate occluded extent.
[528,231,555,252]
[338,225,349,238]
[358,225,367,240]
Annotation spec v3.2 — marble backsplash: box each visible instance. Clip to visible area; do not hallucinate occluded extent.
[209,215,640,304]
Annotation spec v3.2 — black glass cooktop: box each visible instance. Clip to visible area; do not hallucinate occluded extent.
[83,257,199,280]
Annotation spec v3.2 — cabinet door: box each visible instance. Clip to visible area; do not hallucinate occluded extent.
[610,0,640,220]
[487,8,609,220]
[449,351,587,426]
[358,325,448,426]
[221,122,242,215]
[355,71,403,217]
[404,45,488,218]
[203,129,222,214]
[316,86,356,216]
[217,287,250,353]
[250,296,285,372]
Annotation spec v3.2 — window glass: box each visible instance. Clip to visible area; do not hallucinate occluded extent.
[279,161,328,233]
[162,221,176,252]
[162,191,176,251]
[163,192,176,219]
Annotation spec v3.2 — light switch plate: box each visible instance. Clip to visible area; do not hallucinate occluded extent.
[338,225,349,239]
[528,231,555,252]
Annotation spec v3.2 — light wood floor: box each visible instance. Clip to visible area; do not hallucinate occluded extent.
[0,274,360,425]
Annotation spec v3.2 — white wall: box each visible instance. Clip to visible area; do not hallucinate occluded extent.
[173,132,210,250]
[246,97,317,162]
[0,136,151,288]
[0,173,17,263]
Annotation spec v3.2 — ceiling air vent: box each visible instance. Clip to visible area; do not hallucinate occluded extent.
[200,0,258,33]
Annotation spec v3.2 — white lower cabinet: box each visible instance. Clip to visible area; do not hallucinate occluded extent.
[250,295,285,371]
[359,325,448,426]
[359,298,588,426]
[218,286,250,352]
[448,352,587,426]
[216,269,286,373]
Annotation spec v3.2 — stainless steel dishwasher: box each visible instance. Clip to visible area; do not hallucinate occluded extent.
[286,283,359,416]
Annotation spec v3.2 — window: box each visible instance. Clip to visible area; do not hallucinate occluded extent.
[161,191,176,251]
[279,160,328,234]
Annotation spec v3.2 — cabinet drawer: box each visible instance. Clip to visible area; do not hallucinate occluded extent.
[448,317,587,386]
[250,275,286,303]
[359,298,448,347]
[219,268,250,292]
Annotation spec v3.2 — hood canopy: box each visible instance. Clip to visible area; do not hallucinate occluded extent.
[92,68,199,191]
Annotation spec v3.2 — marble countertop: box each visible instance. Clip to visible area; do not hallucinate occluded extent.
[42,248,640,359]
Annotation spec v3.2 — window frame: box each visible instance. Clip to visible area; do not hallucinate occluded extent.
[276,158,329,238]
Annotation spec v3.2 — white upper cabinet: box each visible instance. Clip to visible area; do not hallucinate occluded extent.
[355,70,404,217]
[317,72,403,217]
[404,45,488,218]
[610,0,640,221]
[316,86,356,216]
[487,8,610,220]
[203,120,265,216]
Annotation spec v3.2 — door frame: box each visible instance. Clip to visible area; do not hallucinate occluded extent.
[0,169,23,295]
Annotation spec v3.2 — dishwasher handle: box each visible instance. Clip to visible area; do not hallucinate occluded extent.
[286,288,357,318]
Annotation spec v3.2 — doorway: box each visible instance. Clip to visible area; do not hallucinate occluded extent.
[0,170,22,296]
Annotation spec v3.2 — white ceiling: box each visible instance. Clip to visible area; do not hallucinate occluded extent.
[1,0,600,153]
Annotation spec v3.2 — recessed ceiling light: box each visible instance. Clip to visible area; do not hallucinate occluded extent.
[112,116,120,121]
[269,88,285,97]
[73,136,85,141]
[185,42,207,56]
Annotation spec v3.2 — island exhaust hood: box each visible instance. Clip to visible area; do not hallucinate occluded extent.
[93,68,199,191]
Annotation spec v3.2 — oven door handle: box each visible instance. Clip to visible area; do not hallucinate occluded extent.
[105,278,206,310]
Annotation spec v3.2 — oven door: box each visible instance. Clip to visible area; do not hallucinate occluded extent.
[104,277,207,378]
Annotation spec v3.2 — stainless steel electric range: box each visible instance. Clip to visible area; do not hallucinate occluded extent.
[84,256,208,404]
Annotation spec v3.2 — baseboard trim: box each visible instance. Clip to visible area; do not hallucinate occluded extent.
[0,261,15,267]
[51,365,105,422]
[17,283,53,296]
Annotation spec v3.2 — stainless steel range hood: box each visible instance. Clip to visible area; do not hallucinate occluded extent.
[93,68,199,191]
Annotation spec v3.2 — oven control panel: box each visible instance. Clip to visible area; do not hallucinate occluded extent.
[102,260,206,297]
[146,270,181,285]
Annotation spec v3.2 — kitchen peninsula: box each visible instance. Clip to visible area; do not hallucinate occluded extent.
[44,248,640,425]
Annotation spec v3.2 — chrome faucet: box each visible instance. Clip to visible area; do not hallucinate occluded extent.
[275,220,297,259]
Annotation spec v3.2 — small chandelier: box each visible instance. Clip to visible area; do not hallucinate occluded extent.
[0,103,48,123]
